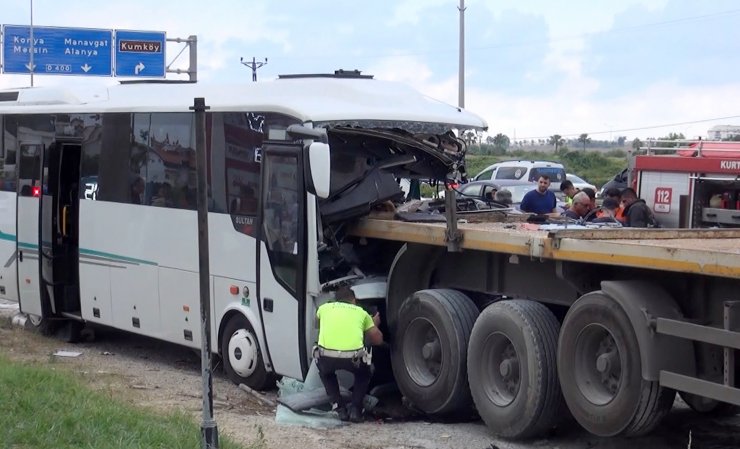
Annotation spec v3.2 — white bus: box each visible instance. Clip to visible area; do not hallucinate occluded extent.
[0,73,486,390]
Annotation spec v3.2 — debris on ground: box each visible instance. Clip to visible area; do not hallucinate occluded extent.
[52,350,82,357]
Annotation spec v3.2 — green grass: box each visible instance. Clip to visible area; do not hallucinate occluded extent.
[0,355,255,449]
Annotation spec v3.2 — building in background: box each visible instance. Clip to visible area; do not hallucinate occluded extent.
[707,125,740,140]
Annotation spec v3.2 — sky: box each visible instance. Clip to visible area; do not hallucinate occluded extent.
[2,0,740,142]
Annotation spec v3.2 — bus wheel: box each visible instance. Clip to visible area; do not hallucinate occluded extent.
[391,289,479,417]
[26,314,56,336]
[221,315,274,390]
[558,292,675,437]
[467,300,562,439]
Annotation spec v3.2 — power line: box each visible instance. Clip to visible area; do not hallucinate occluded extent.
[513,114,740,140]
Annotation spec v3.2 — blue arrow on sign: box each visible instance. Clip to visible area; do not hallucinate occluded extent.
[2,25,113,76]
[115,30,166,78]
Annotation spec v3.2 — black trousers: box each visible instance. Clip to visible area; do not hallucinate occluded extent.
[316,355,372,409]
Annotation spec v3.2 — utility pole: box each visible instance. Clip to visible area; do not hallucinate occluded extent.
[240,57,268,82]
[30,0,34,86]
[191,97,219,449]
[458,0,466,108]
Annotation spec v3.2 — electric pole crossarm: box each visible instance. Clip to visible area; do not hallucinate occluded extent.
[240,57,268,82]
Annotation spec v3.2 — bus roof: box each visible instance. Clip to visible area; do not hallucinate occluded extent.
[0,78,488,131]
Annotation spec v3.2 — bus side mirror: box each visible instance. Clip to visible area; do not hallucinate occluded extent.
[307,142,331,199]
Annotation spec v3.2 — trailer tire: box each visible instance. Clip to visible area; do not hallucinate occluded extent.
[221,314,275,391]
[391,289,478,416]
[558,292,675,437]
[680,392,740,416]
[467,300,562,439]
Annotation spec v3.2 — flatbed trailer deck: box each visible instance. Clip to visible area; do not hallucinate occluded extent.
[350,218,740,278]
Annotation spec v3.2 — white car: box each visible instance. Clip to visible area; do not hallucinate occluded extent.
[567,173,597,193]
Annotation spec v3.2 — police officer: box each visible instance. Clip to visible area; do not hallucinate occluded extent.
[315,286,384,422]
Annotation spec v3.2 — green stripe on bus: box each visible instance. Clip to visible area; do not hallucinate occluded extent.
[79,248,157,266]
[0,231,16,242]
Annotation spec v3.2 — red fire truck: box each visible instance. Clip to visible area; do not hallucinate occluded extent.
[634,140,740,228]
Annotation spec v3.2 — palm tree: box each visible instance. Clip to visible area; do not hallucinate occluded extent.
[548,134,564,152]
[577,133,591,151]
[492,133,510,150]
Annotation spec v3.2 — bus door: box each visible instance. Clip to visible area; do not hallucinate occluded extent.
[39,140,82,318]
[16,141,44,318]
[258,143,308,380]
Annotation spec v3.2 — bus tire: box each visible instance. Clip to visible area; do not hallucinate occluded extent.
[26,314,57,336]
[467,300,562,439]
[391,289,478,417]
[221,314,274,390]
[558,292,675,437]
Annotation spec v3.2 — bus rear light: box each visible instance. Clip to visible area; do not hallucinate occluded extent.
[229,285,239,295]
[32,186,41,197]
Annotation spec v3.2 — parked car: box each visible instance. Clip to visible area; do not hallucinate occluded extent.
[566,173,597,192]
[597,168,629,198]
[473,160,567,184]
[457,179,566,210]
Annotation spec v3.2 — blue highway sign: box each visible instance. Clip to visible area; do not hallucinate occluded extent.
[115,30,166,77]
[2,25,113,76]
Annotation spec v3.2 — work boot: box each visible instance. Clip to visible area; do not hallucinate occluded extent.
[334,403,349,422]
[348,405,363,423]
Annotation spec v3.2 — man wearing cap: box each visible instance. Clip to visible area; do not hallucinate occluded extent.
[315,286,384,422]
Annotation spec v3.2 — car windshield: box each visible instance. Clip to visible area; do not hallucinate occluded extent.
[529,167,566,183]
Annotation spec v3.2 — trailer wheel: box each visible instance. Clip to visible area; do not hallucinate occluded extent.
[221,314,275,390]
[680,392,740,416]
[467,300,562,439]
[558,292,675,437]
[391,289,479,416]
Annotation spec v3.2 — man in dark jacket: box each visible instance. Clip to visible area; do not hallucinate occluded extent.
[620,188,658,227]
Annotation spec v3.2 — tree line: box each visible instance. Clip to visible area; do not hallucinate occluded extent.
[461,132,691,187]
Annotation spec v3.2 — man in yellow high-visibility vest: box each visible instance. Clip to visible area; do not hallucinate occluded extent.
[315,286,384,422]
